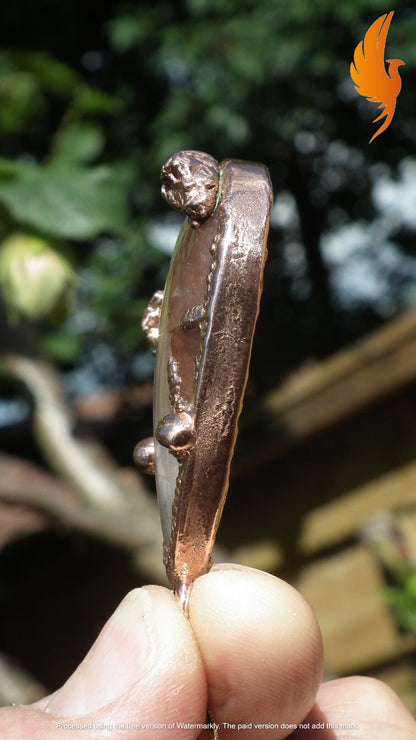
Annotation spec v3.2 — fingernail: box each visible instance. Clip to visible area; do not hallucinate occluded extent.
[43,588,155,716]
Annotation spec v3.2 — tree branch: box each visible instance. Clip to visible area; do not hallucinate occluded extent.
[0,653,46,707]
[1,353,166,583]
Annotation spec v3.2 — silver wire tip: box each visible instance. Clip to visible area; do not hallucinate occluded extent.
[176,581,191,617]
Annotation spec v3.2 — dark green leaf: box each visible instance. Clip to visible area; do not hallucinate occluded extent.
[52,121,105,165]
[16,51,80,95]
[42,330,81,362]
[0,163,128,240]
[74,86,121,115]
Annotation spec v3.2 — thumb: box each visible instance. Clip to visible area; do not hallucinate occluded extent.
[0,586,207,740]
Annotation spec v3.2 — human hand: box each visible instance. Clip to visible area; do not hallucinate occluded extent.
[0,564,415,739]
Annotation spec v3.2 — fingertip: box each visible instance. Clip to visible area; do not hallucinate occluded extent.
[190,567,323,738]
[315,675,416,737]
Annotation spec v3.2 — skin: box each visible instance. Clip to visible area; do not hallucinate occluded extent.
[0,564,415,739]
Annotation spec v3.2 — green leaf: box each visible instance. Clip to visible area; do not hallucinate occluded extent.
[406,572,416,600]
[0,70,47,135]
[0,163,128,240]
[16,51,80,95]
[52,121,105,165]
[42,330,81,362]
[0,158,25,178]
[107,14,149,53]
[74,85,121,115]
[107,8,167,53]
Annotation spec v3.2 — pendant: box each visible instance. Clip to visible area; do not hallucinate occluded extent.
[135,151,272,614]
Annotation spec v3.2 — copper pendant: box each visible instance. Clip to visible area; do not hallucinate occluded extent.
[135,151,272,613]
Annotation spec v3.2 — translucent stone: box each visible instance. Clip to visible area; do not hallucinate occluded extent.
[153,213,219,545]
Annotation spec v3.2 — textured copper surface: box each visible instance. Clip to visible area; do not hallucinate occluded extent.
[161,150,219,227]
[137,151,272,612]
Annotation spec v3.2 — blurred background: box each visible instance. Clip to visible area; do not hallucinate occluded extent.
[0,0,416,714]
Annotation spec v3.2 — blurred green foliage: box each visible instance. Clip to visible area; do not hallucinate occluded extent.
[386,572,416,636]
[0,0,415,384]
[0,41,163,366]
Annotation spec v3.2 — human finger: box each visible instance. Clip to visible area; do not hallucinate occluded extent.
[190,564,324,739]
[290,675,416,739]
[0,586,206,740]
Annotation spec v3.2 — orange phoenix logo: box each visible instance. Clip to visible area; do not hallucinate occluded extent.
[350,11,404,143]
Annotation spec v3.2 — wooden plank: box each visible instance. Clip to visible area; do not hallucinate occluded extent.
[298,461,416,554]
[371,660,416,716]
[398,510,416,566]
[232,539,283,573]
[239,307,416,469]
[296,546,402,674]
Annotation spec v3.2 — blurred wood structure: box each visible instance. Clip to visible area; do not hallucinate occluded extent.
[223,306,416,714]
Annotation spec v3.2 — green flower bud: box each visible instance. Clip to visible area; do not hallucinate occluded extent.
[0,233,73,320]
